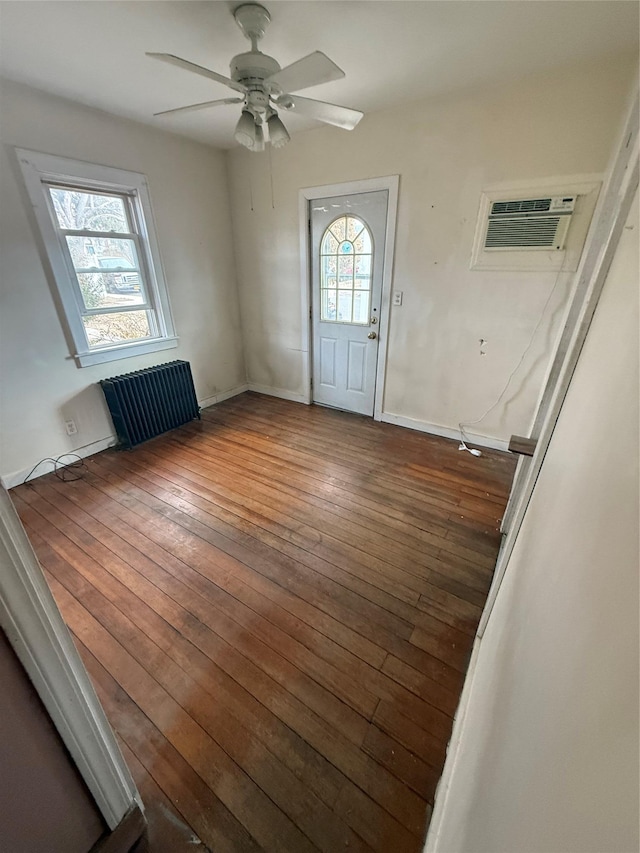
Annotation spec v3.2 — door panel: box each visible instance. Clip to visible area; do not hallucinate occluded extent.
[311,190,388,415]
[319,337,337,387]
[347,341,367,392]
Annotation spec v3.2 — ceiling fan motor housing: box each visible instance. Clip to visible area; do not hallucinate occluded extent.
[231,50,282,119]
[230,51,280,87]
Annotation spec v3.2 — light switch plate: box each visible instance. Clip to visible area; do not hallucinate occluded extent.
[393,291,403,306]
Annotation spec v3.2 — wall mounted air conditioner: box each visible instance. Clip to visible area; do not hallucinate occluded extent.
[471,178,600,271]
[484,196,576,251]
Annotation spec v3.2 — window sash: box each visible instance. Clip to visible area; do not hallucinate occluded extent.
[44,183,156,339]
[81,304,152,317]
[17,149,177,366]
[73,265,142,274]
[82,307,158,337]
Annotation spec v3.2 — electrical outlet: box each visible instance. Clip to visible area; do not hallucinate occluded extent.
[392,291,403,306]
[64,419,78,436]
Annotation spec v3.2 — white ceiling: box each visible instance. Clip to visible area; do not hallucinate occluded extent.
[0,1,637,149]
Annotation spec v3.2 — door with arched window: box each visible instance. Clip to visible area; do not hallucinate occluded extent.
[310,190,388,415]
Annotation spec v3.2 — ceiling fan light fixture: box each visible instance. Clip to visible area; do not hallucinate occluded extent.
[267,113,290,148]
[252,123,266,152]
[234,110,257,149]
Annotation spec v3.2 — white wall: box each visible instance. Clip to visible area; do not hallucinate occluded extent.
[427,188,639,853]
[0,79,245,486]
[227,54,636,444]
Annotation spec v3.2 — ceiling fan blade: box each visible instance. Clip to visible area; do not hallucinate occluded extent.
[282,95,363,130]
[146,53,246,94]
[154,98,243,117]
[267,51,344,93]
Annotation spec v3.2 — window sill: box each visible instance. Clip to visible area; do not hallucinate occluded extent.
[75,336,178,368]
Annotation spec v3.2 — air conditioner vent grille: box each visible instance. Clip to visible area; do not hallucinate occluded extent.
[485,216,566,249]
[491,198,551,215]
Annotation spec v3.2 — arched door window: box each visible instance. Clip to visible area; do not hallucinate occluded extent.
[320,215,373,324]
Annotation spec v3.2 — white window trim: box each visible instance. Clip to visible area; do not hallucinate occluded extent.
[17,149,178,367]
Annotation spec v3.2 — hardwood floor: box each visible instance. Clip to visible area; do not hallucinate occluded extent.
[11,392,516,852]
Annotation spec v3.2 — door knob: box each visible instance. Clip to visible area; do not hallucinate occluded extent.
[367,331,377,340]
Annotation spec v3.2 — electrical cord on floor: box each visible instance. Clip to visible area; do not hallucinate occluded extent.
[23,453,88,485]
[458,267,566,458]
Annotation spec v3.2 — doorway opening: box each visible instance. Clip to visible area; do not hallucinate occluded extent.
[299,176,399,419]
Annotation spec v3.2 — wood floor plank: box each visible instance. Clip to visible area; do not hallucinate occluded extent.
[98,448,437,602]
[15,490,374,744]
[81,651,260,853]
[49,459,415,646]
[45,573,319,853]
[24,521,346,810]
[43,570,371,853]
[15,492,430,838]
[11,393,515,853]
[80,456,467,697]
[160,432,495,575]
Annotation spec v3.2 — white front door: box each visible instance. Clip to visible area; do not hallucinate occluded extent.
[310,190,388,416]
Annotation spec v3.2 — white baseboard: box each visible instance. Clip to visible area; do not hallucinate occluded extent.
[198,383,249,410]
[247,383,310,405]
[1,435,117,491]
[379,411,510,452]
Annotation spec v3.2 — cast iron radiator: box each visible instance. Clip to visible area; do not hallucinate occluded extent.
[100,360,200,450]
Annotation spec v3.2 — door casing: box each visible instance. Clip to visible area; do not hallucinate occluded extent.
[299,176,399,420]
[0,487,139,830]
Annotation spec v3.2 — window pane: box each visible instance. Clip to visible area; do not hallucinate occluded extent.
[354,230,372,254]
[337,290,353,322]
[322,289,337,321]
[83,311,151,348]
[76,273,144,310]
[322,255,337,280]
[355,254,371,277]
[320,216,374,325]
[66,236,138,270]
[321,232,339,254]
[353,290,371,324]
[330,218,346,241]
[49,187,129,232]
[338,255,353,279]
[67,237,143,303]
[346,216,364,241]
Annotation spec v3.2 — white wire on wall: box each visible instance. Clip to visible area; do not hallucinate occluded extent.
[458,268,568,457]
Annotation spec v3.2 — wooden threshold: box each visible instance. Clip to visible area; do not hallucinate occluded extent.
[11,392,516,853]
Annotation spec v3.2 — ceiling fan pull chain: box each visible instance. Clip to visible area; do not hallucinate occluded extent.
[268,144,275,210]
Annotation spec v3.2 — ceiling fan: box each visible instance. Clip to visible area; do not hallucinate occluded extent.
[147,3,364,151]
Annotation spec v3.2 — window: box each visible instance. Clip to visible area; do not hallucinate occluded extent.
[320,215,372,324]
[17,149,177,367]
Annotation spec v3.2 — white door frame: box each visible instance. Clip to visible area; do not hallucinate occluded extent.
[478,89,639,637]
[0,486,139,829]
[299,175,399,419]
